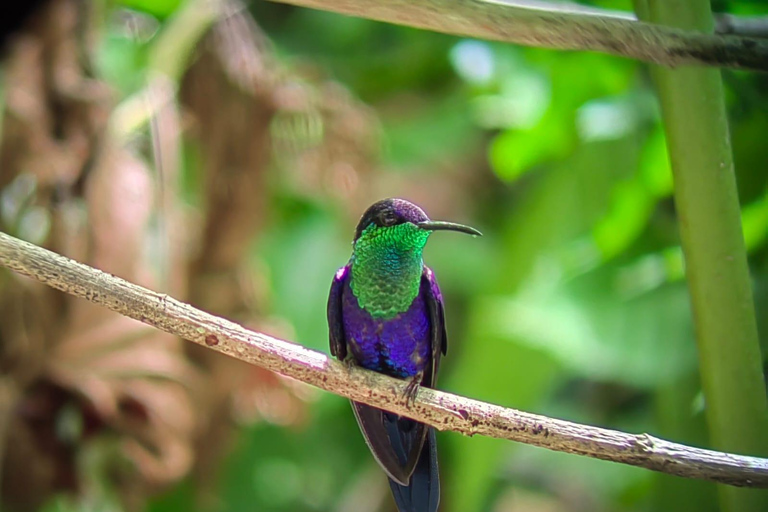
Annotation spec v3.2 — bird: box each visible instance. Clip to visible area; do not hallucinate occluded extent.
[327,198,481,512]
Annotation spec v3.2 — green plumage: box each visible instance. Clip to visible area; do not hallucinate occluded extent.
[350,223,430,318]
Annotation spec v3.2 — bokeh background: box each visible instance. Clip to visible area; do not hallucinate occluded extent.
[0,0,766,511]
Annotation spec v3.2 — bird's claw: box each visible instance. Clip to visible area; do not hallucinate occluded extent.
[403,373,422,407]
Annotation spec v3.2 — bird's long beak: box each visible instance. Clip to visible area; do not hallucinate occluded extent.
[417,220,482,237]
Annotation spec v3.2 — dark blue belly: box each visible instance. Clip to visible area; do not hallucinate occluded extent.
[341,283,431,378]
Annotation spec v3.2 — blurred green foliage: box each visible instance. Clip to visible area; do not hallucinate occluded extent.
[82,0,768,511]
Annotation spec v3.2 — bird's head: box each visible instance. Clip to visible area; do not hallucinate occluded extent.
[352,198,481,257]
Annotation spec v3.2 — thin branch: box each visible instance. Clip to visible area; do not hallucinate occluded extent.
[1,231,767,488]
[265,0,768,72]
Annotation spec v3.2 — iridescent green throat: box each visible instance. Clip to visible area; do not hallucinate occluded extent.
[349,223,430,319]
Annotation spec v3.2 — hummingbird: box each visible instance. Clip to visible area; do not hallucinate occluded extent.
[327,198,481,512]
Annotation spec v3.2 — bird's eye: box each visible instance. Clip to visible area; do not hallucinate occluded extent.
[380,212,398,226]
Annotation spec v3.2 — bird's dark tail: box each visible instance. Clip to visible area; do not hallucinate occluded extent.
[388,428,440,512]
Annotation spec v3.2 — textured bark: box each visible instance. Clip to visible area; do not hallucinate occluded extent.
[267,0,768,72]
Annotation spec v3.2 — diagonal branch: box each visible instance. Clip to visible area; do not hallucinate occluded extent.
[1,230,767,488]
[266,0,768,72]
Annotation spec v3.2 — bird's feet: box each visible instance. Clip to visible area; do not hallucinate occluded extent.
[403,372,423,407]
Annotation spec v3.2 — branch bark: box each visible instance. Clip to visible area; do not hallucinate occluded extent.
[1,230,767,488]
[265,0,768,72]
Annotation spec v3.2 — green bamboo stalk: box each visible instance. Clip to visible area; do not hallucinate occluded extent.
[633,1,768,510]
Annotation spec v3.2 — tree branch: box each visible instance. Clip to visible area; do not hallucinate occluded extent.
[1,231,767,488]
[265,0,768,72]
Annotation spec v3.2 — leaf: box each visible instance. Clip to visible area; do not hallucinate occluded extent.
[482,264,698,388]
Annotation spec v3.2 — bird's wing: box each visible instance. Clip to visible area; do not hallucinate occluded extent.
[422,266,447,388]
[351,405,422,485]
[327,265,349,361]
[388,427,440,512]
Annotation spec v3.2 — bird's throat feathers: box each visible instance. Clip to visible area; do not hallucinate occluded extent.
[350,223,430,318]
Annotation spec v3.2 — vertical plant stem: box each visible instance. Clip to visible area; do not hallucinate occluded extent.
[634,1,768,510]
